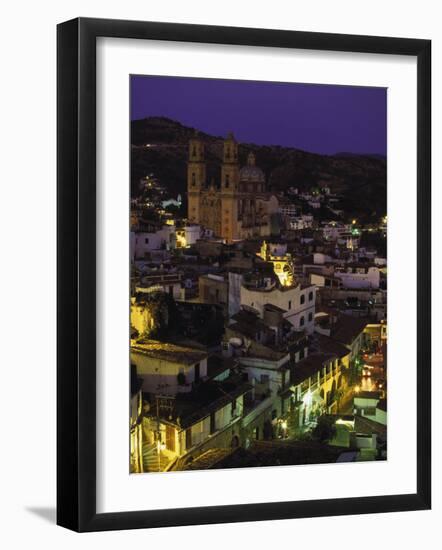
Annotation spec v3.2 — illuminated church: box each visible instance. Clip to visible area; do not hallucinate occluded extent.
[187,133,279,243]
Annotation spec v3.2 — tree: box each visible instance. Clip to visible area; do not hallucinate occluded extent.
[334,388,345,413]
[140,291,183,339]
[312,415,337,443]
[349,353,362,385]
[286,408,301,439]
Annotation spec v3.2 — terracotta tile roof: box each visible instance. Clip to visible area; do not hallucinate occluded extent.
[174,376,252,428]
[331,315,368,346]
[131,340,208,365]
[314,333,350,358]
[291,352,336,385]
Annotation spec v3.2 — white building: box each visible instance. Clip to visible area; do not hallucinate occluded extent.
[323,222,350,241]
[353,392,386,425]
[313,252,333,265]
[334,265,380,289]
[289,214,314,230]
[374,257,387,267]
[310,263,380,290]
[240,282,316,334]
[131,226,176,260]
[130,341,208,395]
[278,203,297,218]
[135,271,183,300]
[176,224,201,248]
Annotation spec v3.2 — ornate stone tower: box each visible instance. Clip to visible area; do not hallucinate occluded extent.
[221,132,239,191]
[221,133,239,242]
[187,135,206,223]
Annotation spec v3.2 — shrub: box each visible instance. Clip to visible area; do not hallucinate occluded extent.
[312,415,337,443]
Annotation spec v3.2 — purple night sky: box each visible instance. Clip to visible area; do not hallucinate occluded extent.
[131,75,386,156]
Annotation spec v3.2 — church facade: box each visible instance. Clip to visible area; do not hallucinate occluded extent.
[187,133,279,243]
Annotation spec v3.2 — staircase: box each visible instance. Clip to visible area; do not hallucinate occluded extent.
[182,448,233,470]
[142,443,172,472]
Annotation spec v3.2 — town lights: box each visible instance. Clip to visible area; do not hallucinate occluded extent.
[355,385,360,394]
[352,219,357,225]
[276,418,288,439]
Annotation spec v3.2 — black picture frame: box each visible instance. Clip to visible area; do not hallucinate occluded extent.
[57,17,431,532]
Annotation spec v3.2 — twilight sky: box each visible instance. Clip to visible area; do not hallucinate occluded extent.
[131,75,386,156]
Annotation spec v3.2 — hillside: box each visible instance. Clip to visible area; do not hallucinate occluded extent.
[131,117,387,222]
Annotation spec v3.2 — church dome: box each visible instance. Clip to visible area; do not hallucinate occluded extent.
[239,152,265,183]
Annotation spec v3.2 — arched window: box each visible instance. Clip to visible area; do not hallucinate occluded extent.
[225,174,230,188]
[300,294,305,305]
[300,316,305,327]
[191,173,196,186]
[309,291,314,301]
[308,312,313,322]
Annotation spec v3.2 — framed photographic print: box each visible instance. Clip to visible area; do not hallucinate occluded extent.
[57,18,431,532]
